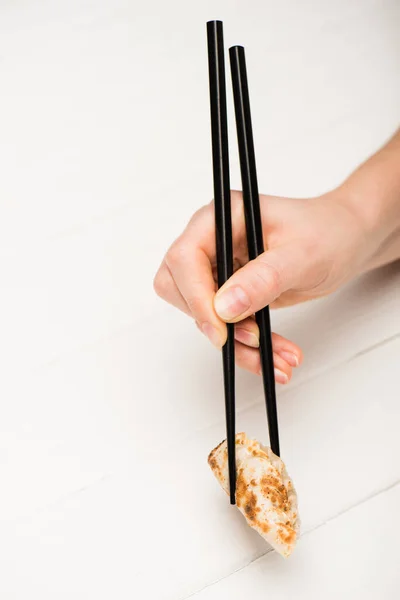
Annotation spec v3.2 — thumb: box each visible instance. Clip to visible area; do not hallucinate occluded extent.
[213,244,304,322]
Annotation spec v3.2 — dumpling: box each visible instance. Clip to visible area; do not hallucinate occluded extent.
[208,432,300,557]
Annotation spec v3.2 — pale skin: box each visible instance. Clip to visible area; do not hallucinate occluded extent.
[154,130,400,383]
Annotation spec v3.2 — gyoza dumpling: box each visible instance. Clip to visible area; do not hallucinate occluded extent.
[208,432,300,557]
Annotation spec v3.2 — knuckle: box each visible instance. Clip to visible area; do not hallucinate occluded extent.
[230,190,242,206]
[166,242,187,267]
[210,192,241,214]
[153,268,170,299]
[230,191,244,221]
[189,204,210,223]
[253,259,281,299]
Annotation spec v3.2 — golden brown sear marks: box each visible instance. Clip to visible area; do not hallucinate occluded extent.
[236,470,263,524]
[260,475,281,489]
[247,443,269,461]
[243,491,260,521]
[208,456,217,469]
[221,447,228,468]
[259,522,270,535]
[235,433,246,445]
[208,451,223,481]
[277,524,296,546]
[208,438,225,462]
[235,468,248,506]
[208,433,299,557]
[260,476,289,512]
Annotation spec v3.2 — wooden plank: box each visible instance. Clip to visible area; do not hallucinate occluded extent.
[0,338,399,599]
[191,484,400,600]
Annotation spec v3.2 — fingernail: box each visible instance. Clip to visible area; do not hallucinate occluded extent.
[214,286,251,321]
[201,322,223,349]
[279,351,299,367]
[274,368,289,384]
[235,328,259,348]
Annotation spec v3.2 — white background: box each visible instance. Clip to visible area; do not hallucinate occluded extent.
[0,1,399,598]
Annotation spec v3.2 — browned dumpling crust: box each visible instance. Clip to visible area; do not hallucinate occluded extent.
[208,432,300,557]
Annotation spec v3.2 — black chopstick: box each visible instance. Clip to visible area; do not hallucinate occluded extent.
[207,20,236,504]
[229,45,280,457]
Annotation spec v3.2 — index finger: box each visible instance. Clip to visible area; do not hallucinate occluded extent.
[165,204,227,348]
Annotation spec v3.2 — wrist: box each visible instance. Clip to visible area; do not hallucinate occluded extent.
[326,158,400,272]
[337,132,400,240]
[314,185,395,281]
[337,181,400,243]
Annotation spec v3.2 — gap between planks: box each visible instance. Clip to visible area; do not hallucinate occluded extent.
[239,331,400,415]
[178,478,400,600]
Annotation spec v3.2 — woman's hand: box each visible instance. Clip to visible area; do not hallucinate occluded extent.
[154,131,400,379]
[154,191,366,380]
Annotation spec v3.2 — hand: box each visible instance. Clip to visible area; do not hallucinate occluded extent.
[154,190,365,379]
[154,131,400,380]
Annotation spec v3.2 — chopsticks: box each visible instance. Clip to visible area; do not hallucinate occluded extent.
[206,22,281,506]
[207,20,236,504]
[229,45,280,457]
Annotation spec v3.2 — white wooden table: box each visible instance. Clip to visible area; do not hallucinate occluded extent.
[0,2,399,598]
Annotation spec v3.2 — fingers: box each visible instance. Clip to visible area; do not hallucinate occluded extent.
[234,317,260,348]
[154,192,307,380]
[154,260,303,378]
[234,342,294,383]
[167,244,226,347]
[233,319,303,365]
[155,255,226,348]
[153,261,191,317]
[271,332,303,367]
[214,244,307,323]
[154,193,251,347]
[154,194,250,345]
[234,327,302,377]
[154,205,227,347]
